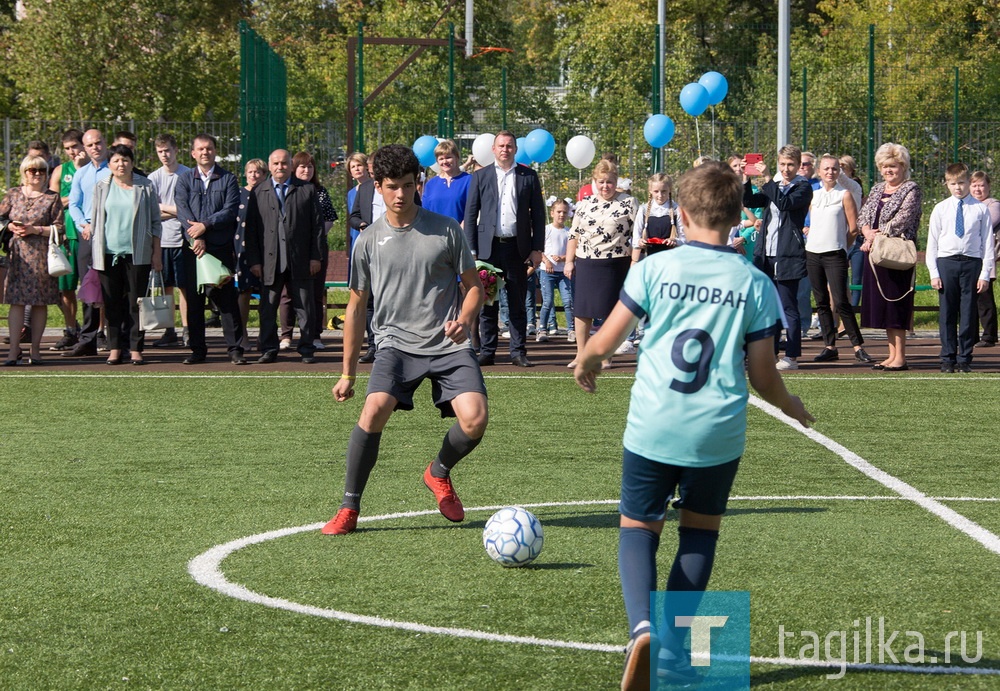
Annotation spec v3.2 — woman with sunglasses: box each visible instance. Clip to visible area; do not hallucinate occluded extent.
[0,155,64,365]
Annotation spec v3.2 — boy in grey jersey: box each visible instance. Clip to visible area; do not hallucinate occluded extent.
[322,145,487,536]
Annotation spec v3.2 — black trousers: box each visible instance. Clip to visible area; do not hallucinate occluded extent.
[806,249,864,348]
[976,278,997,343]
[261,269,315,356]
[479,238,528,359]
[181,244,245,358]
[97,256,150,352]
[937,255,982,364]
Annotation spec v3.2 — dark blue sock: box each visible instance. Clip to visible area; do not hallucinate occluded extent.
[666,526,719,592]
[618,527,660,636]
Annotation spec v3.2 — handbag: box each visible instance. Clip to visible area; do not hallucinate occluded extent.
[137,270,175,331]
[47,226,73,277]
[869,222,916,271]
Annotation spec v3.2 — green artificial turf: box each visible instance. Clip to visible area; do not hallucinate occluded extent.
[0,373,997,689]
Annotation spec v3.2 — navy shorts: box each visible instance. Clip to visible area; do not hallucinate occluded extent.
[619,449,741,521]
[365,347,487,417]
[161,247,187,289]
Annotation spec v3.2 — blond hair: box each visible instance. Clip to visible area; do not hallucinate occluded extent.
[433,139,459,160]
[19,154,49,186]
[676,161,742,231]
[644,173,674,241]
[874,142,911,179]
[592,159,618,183]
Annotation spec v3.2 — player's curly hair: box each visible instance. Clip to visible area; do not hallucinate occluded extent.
[371,144,421,184]
[676,161,742,231]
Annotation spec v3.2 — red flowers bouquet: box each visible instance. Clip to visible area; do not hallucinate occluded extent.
[476,260,505,306]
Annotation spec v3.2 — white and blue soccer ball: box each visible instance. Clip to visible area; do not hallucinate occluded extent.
[483,507,544,567]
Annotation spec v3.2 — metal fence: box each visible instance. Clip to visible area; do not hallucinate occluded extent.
[5,117,1000,200]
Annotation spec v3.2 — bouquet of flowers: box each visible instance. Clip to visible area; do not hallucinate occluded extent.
[476,260,505,306]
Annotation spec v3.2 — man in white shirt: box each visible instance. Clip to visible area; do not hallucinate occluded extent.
[148,134,191,347]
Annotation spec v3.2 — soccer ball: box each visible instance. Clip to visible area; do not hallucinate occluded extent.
[483,507,544,567]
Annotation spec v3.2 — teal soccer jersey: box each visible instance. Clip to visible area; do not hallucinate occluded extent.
[620,241,782,467]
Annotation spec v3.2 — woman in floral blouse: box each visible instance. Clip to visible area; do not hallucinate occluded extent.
[565,159,637,368]
[858,142,923,371]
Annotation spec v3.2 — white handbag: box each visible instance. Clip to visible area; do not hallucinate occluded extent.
[47,226,73,277]
[137,270,175,331]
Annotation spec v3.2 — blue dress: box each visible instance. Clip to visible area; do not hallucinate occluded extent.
[421,172,471,223]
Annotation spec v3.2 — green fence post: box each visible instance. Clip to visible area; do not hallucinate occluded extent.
[802,66,807,150]
[867,24,875,189]
[449,23,456,140]
[652,25,661,174]
[953,67,959,163]
[357,22,365,153]
[501,67,507,131]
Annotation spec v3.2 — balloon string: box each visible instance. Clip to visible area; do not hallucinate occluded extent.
[695,118,701,158]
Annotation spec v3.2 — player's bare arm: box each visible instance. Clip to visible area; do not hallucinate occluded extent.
[574,301,639,393]
[746,338,815,427]
[445,267,485,344]
[332,288,369,402]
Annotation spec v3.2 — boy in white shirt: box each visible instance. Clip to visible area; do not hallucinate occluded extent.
[926,163,995,372]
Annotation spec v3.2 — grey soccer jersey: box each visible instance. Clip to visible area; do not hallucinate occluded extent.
[351,207,476,355]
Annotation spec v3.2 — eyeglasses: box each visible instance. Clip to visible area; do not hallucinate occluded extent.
[26,168,46,175]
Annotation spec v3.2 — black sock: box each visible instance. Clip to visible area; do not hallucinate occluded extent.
[341,425,381,511]
[665,526,719,591]
[430,422,482,478]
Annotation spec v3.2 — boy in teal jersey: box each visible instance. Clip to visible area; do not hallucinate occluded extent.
[575,161,813,690]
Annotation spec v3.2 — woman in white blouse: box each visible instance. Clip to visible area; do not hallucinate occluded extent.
[806,154,871,363]
[564,159,637,367]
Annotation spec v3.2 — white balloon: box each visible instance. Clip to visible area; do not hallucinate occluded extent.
[472,132,496,167]
[566,135,596,170]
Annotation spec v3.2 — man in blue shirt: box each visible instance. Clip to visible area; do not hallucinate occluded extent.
[575,162,813,690]
[62,129,110,358]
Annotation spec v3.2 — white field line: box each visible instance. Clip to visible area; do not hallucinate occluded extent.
[189,501,1000,676]
[750,395,1000,556]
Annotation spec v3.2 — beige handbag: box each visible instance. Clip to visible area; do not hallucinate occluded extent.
[47,226,73,277]
[137,271,175,331]
[868,221,916,271]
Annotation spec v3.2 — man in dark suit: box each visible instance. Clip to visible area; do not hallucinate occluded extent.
[175,133,247,365]
[349,175,421,363]
[464,131,545,367]
[245,149,324,364]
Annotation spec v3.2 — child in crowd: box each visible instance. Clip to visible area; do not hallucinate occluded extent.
[631,173,683,261]
[538,198,575,342]
[926,163,995,373]
[574,161,813,690]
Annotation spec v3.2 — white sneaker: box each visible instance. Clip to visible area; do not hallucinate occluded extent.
[567,330,577,343]
[500,330,511,339]
[536,330,549,343]
[278,338,292,351]
[313,339,326,350]
[776,356,799,371]
[615,340,636,355]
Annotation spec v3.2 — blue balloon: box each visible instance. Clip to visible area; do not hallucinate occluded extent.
[679,82,710,117]
[698,71,729,106]
[643,114,675,148]
[524,128,556,164]
[515,137,533,166]
[413,135,438,167]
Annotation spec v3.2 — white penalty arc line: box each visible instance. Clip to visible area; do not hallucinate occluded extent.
[750,395,1000,556]
[188,501,1000,677]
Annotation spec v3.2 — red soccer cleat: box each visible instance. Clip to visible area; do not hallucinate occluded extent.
[423,464,465,522]
[321,508,359,535]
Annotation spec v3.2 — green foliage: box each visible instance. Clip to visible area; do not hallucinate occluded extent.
[0,0,243,120]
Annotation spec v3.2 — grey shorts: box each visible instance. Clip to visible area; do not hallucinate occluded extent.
[366,347,487,417]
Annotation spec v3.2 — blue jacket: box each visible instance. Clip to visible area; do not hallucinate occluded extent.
[175,164,240,254]
[747,177,813,281]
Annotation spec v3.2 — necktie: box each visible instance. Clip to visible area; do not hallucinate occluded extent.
[956,200,964,239]
[276,182,286,211]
